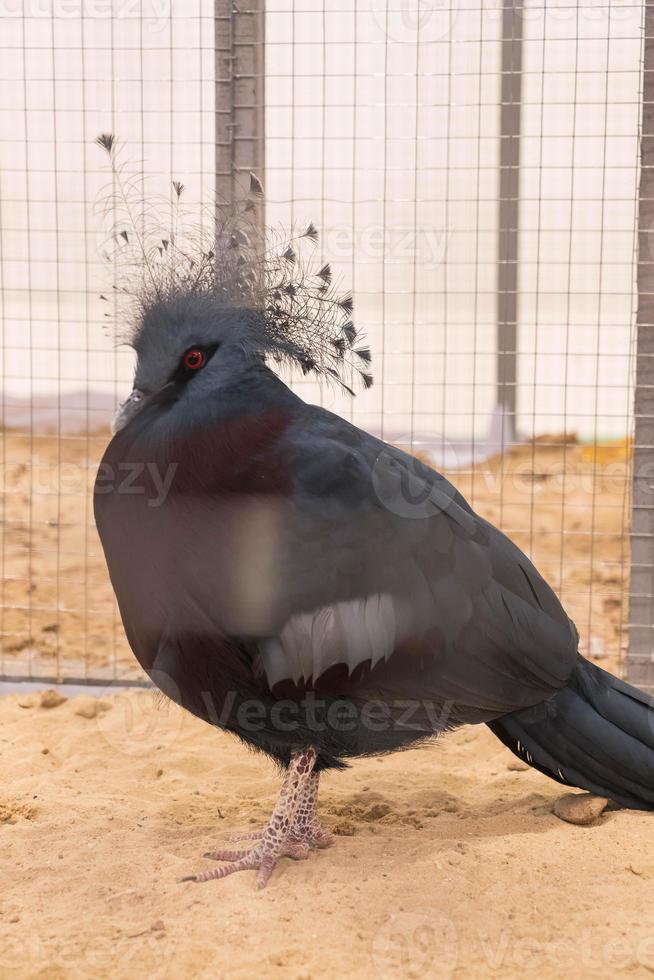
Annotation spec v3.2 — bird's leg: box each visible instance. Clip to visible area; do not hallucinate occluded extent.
[221,771,334,850]
[183,747,325,888]
[286,772,335,849]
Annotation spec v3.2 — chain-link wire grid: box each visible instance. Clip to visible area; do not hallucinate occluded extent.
[0,0,645,685]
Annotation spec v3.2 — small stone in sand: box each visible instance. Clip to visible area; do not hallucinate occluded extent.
[40,690,67,709]
[553,793,608,826]
[507,759,530,772]
[73,697,111,720]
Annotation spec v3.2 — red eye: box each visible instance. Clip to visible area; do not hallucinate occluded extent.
[183,349,205,371]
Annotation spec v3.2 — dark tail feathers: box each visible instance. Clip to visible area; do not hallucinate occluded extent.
[488,656,654,810]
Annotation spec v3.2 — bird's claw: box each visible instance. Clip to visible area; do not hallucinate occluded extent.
[222,830,263,844]
[291,823,335,849]
[220,822,334,850]
[184,838,311,888]
[180,749,331,887]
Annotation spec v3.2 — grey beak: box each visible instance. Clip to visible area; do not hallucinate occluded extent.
[111,388,145,435]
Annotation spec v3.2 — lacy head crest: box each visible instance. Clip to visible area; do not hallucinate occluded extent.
[95,133,372,394]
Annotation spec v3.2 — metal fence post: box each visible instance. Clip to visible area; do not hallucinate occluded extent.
[215,0,265,216]
[496,0,523,445]
[629,1,654,691]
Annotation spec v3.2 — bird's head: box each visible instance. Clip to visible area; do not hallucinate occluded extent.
[97,134,373,437]
[111,294,269,434]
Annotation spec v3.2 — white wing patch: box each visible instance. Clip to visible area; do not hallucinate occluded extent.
[258,593,400,688]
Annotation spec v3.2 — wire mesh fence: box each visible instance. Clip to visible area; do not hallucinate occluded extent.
[0,0,650,687]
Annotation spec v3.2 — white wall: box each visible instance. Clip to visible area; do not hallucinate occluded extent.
[0,0,644,445]
[0,1,215,431]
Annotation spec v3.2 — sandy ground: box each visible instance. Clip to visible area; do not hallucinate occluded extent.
[2,687,654,979]
[0,430,130,681]
[0,427,645,977]
[0,429,633,681]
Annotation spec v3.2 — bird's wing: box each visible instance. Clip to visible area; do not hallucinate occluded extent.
[252,407,578,719]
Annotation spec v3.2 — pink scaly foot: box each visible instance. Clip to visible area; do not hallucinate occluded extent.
[287,772,335,849]
[221,773,334,851]
[181,749,330,889]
